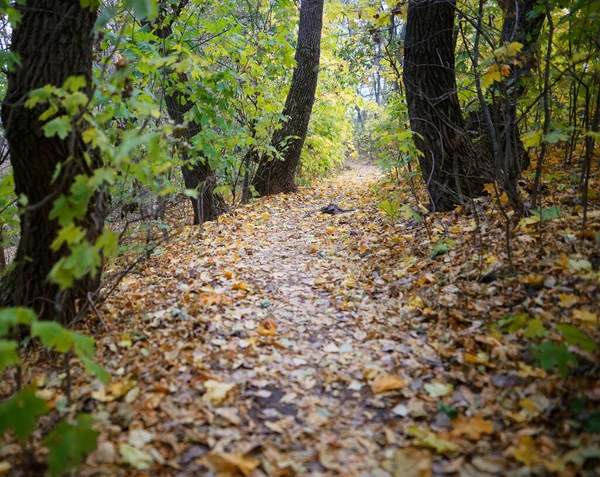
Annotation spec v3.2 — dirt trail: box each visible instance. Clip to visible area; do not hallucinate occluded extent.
[96,163,416,475]
[38,161,600,476]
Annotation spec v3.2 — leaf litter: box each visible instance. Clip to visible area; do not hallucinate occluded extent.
[1,161,600,476]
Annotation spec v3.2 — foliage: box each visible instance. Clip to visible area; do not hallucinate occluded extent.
[0,306,107,474]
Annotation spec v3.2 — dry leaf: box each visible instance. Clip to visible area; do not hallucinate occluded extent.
[371,374,405,394]
[451,415,493,440]
[202,380,236,406]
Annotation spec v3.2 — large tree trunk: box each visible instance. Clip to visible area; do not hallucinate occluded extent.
[0,1,103,323]
[252,0,324,196]
[404,0,489,212]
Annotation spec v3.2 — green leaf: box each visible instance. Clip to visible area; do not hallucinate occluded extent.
[557,324,597,353]
[51,224,86,252]
[522,130,542,149]
[524,319,547,339]
[0,387,49,441]
[43,116,72,140]
[534,341,578,378]
[0,340,20,371]
[31,322,73,353]
[80,356,110,385]
[94,6,117,29]
[95,230,118,258]
[120,443,154,470]
[438,403,458,419]
[70,331,94,358]
[379,200,399,219]
[530,205,562,220]
[401,204,422,222]
[124,0,157,20]
[499,312,528,333]
[0,307,37,336]
[584,411,600,433]
[44,414,99,476]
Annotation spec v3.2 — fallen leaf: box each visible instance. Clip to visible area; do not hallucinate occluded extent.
[406,426,458,454]
[371,374,405,394]
[451,415,493,440]
[202,380,236,406]
[204,452,260,476]
[257,318,277,336]
[424,382,453,398]
[120,443,154,471]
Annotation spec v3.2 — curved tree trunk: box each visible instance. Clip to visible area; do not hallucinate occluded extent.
[404,0,489,212]
[252,0,324,196]
[164,90,225,224]
[0,1,103,323]
[467,0,545,204]
[152,5,225,225]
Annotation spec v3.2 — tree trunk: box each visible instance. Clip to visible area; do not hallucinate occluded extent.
[467,0,544,200]
[164,90,224,224]
[252,0,324,196]
[0,1,103,323]
[404,0,488,211]
[152,5,225,225]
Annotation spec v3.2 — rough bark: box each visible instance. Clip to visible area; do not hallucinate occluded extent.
[0,1,103,323]
[467,0,544,199]
[252,0,324,196]
[404,0,489,211]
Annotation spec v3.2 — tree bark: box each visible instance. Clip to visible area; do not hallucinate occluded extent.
[0,1,103,323]
[252,0,324,196]
[164,89,224,224]
[404,0,488,211]
[152,5,225,225]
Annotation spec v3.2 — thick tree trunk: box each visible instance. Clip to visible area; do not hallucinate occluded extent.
[404,0,488,211]
[252,0,324,196]
[0,1,103,323]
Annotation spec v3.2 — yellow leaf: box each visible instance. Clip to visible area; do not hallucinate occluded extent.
[409,295,425,308]
[232,282,249,291]
[558,294,579,308]
[118,334,132,349]
[451,415,493,440]
[257,318,277,336]
[482,183,496,196]
[494,41,523,60]
[202,380,235,406]
[371,374,405,394]
[482,64,502,88]
[407,426,458,454]
[424,382,453,398]
[522,130,542,148]
[511,436,541,466]
[573,309,598,326]
[261,212,271,220]
[204,452,260,476]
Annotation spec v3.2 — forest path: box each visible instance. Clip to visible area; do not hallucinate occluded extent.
[97,162,427,476]
[83,160,600,477]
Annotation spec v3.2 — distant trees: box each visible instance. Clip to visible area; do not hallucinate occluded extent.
[253,0,325,196]
[0,0,103,322]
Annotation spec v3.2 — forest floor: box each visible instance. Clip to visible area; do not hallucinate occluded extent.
[3,160,600,476]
